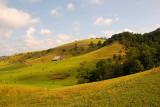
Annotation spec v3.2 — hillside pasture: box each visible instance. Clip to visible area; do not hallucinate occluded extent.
[0,67,159,106]
[0,42,124,89]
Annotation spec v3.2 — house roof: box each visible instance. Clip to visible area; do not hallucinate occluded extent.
[52,56,61,60]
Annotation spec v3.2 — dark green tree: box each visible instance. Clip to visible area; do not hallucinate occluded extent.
[89,41,95,48]
[97,40,102,47]
[113,54,117,60]
[118,54,122,62]
[130,59,144,74]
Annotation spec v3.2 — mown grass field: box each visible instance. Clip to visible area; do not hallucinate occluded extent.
[0,67,159,106]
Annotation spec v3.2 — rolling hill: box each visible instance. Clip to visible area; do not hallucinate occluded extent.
[0,40,124,88]
[0,35,160,106]
[0,67,159,106]
[0,39,105,66]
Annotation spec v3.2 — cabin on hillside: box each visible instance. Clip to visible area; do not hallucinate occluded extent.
[52,56,63,61]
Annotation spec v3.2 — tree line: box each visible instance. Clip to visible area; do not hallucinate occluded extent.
[77,28,160,84]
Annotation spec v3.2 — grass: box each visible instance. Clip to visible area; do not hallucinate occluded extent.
[0,39,105,66]
[0,67,159,106]
[0,42,123,89]
[74,42,125,59]
[0,40,159,106]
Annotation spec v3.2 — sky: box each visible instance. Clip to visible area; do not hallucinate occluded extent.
[0,0,160,56]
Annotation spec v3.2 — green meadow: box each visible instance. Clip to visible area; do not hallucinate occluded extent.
[0,41,123,88]
[0,39,124,89]
[0,39,159,106]
[0,67,159,106]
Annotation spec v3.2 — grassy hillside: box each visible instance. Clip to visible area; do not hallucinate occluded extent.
[74,42,125,59]
[0,42,124,89]
[0,39,105,66]
[0,67,159,106]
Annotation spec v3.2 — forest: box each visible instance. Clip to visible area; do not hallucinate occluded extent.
[78,28,160,83]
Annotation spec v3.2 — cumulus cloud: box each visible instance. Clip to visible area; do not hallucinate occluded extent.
[124,29,135,33]
[50,7,62,16]
[39,29,53,36]
[31,18,40,24]
[88,35,96,38]
[22,27,38,46]
[67,3,74,10]
[101,30,121,38]
[0,44,14,56]
[0,30,12,43]
[115,17,120,22]
[58,34,70,41]
[0,4,29,28]
[102,29,135,38]
[0,2,39,43]
[56,34,71,44]
[94,17,113,26]
[18,27,55,52]
[56,40,63,44]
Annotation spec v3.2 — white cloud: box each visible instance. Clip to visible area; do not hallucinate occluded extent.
[27,27,35,35]
[0,44,14,56]
[102,28,135,38]
[58,34,70,41]
[50,7,62,16]
[157,24,160,28]
[55,34,72,44]
[0,4,29,28]
[56,40,63,44]
[88,35,96,38]
[22,27,38,46]
[50,9,58,15]
[67,3,74,10]
[102,30,121,38]
[0,2,39,43]
[124,29,135,33]
[0,30,12,43]
[18,27,55,52]
[115,17,120,22]
[39,29,53,36]
[94,17,113,26]
[31,18,40,24]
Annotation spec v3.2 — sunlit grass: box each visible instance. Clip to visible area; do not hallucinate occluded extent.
[0,67,159,106]
[0,42,124,89]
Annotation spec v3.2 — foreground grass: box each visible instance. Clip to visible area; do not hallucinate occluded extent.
[0,67,160,106]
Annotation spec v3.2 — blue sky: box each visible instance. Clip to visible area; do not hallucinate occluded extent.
[0,0,160,56]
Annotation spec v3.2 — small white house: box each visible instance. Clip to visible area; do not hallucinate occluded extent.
[52,56,63,61]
